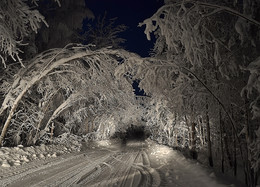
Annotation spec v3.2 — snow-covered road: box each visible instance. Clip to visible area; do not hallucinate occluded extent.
[0,140,237,187]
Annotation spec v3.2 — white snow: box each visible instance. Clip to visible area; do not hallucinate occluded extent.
[0,139,244,186]
[0,140,81,169]
[146,140,236,187]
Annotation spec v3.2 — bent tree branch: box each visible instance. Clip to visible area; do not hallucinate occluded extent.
[0,52,89,146]
[153,1,260,27]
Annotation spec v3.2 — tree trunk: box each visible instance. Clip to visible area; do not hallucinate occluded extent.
[243,95,256,187]
[198,118,205,146]
[191,122,196,149]
[219,108,224,173]
[206,99,213,167]
[184,115,191,147]
[187,106,197,158]
[215,72,224,172]
[190,121,197,159]
[85,118,89,133]
[175,130,178,146]
[233,127,237,177]
[231,106,237,177]
[0,88,28,146]
[50,122,55,141]
[222,126,233,168]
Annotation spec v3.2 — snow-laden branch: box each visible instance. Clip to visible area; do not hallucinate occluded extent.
[0,44,143,145]
[40,92,89,139]
[0,0,48,67]
[241,56,260,119]
[144,1,260,28]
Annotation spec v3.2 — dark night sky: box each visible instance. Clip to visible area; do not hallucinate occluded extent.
[85,0,164,57]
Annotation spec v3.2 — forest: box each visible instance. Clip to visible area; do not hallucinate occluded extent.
[0,0,259,186]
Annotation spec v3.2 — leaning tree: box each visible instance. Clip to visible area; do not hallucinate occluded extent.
[0,44,145,146]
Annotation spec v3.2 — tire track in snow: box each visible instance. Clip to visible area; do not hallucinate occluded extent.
[81,145,161,187]
[131,150,160,187]
[85,151,138,186]
[42,155,112,186]
[0,141,162,187]
[0,152,88,186]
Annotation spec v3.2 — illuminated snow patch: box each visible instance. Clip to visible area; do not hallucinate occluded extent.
[97,140,112,147]
[149,143,172,160]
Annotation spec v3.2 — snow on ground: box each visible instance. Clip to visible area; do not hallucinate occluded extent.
[0,136,82,168]
[145,140,222,186]
[146,140,246,187]
[0,138,246,186]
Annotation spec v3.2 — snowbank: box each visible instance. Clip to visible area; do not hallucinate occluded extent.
[0,135,82,168]
[146,140,244,187]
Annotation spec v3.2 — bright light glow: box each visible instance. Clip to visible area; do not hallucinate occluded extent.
[149,142,172,159]
[151,146,171,155]
[97,140,112,147]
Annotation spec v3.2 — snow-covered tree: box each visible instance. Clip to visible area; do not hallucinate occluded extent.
[0,44,146,146]
[0,0,47,67]
[0,0,94,67]
[132,0,260,186]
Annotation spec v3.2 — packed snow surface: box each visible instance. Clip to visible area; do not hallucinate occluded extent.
[0,139,241,186]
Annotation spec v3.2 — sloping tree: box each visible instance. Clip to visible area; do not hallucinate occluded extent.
[0,0,143,148]
[0,44,144,146]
